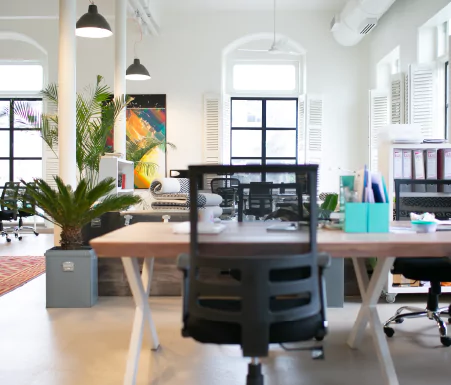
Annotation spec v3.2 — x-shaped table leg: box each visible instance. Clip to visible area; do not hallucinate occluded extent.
[122,257,160,385]
[347,257,399,385]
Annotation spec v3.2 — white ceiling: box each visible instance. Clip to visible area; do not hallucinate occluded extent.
[0,0,348,19]
[153,0,348,11]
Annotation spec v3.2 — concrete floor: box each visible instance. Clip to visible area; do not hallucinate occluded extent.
[0,234,451,385]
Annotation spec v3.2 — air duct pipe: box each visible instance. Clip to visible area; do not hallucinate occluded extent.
[331,0,396,46]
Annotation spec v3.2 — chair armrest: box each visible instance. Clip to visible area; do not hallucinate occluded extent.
[318,253,331,269]
[177,253,190,272]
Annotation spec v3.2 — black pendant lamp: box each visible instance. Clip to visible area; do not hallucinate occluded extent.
[126,59,151,81]
[126,19,151,81]
[76,2,113,38]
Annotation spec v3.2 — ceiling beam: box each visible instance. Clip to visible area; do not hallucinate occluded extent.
[127,0,160,36]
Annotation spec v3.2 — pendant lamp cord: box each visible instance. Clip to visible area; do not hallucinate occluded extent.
[132,17,143,59]
[273,0,276,44]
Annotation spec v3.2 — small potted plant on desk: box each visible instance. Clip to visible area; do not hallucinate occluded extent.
[18,176,141,308]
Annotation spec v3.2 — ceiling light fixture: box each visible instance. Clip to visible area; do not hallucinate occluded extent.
[126,18,151,81]
[76,1,113,39]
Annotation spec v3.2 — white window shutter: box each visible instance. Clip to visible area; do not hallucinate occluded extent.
[369,90,389,172]
[404,73,409,124]
[390,73,405,124]
[305,95,323,191]
[409,63,437,138]
[203,94,221,188]
[297,95,306,164]
[221,94,231,165]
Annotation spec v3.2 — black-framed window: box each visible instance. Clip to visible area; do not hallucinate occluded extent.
[446,61,449,139]
[230,97,298,183]
[0,98,43,190]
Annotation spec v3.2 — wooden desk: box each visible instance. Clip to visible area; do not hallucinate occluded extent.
[90,222,451,385]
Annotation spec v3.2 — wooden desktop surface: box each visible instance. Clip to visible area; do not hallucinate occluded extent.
[90,222,451,259]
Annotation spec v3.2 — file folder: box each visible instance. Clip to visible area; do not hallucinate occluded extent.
[424,149,438,192]
[438,149,451,193]
[401,150,412,192]
[412,150,426,192]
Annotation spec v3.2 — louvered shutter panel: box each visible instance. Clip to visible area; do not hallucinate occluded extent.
[221,94,231,165]
[391,73,405,124]
[297,95,306,164]
[409,63,437,138]
[404,73,409,124]
[369,90,389,171]
[203,94,220,188]
[305,95,323,191]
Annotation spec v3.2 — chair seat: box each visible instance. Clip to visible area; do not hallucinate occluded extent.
[393,257,451,282]
[185,298,323,345]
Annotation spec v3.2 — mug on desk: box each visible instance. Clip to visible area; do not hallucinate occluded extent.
[198,207,215,223]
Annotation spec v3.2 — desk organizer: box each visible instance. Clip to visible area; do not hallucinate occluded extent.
[344,202,389,233]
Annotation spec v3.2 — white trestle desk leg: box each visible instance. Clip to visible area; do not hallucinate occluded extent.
[122,257,160,385]
[347,256,398,385]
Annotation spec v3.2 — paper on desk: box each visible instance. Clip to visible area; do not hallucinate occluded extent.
[390,227,415,233]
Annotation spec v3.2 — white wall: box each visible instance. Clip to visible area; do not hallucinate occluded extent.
[0,8,369,192]
[367,0,451,88]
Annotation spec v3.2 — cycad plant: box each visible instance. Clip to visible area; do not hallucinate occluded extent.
[20,176,141,250]
[11,75,131,188]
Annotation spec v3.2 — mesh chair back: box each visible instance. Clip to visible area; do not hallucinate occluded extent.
[187,165,320,356]
[247,182,273,218]
[394,179,451,220]
[211,178,240,208]
[1,182,20,212]
[18,183,37,216]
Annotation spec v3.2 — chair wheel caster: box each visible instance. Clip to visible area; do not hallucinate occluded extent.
[314,336,324,342]
[14,234,18,238]
[448,318,451,324]
[384,327,395,338]
[18,236,22,241]
[34,232,39,236]
[395,318,404,324]
[384,294,397,303]
[440,337,451,347]
[6,238,11,243]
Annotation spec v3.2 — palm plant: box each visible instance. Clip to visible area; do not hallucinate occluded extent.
[10,75,131,188]
[19,176,141,250]
[126,135,176,177]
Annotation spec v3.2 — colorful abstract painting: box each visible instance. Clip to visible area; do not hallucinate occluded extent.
[106,95,167,189]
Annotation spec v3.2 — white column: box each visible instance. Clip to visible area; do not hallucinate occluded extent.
[56,0,77,246]
[114,0,127,156]
[58,0,77,186]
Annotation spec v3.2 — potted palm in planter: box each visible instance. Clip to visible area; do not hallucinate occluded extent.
[20,176,141,308]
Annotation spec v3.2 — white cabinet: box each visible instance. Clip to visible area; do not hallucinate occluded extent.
[378,142,451,299]
[99,156,134,196]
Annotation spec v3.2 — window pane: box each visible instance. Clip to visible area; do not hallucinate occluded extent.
[232,100,262,128]
[14,130,42,157]
[266,130,297,157]
[0,132,9,157]
[0,101,9,128]
[0,160,9,187]
[233,64,296,91]
[0,65,43,92]
[14,101,43,128]
[266,100,297,128]
[232,130,262,157]
[231,159,262,183]
[266,159,296,183]
[13,160,42,182]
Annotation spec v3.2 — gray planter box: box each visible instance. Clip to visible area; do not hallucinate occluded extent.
[45,247,98,308]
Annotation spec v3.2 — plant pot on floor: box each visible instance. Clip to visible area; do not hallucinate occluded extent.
[45,246,98,308]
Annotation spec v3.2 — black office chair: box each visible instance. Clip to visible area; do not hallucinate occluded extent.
[0,182,20,243]
[245,182,273,219]
[383,179,451,346]
[178,165,329,385]
[15,183,39,239]
[211,177,240,213]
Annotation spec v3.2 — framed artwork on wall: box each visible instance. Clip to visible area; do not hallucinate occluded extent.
[106,94,167,189]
